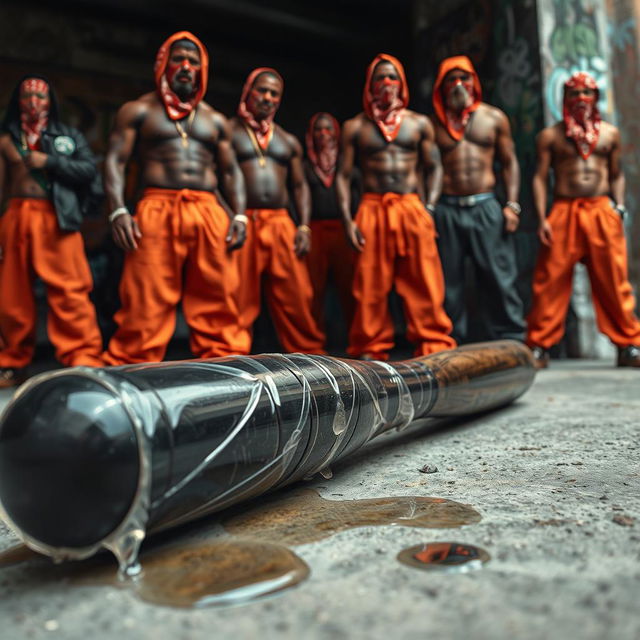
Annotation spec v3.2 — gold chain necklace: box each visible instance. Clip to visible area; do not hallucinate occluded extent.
[244,123,273,168]
[174,109,197,148]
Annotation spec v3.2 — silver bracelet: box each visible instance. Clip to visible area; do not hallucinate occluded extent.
[233,214,249,225]
[426,203,436,214]
[109,207,129,224]
[614,204,628,220]
[506,201,522,215]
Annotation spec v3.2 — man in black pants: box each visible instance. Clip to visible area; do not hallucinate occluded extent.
[431,56,525,343]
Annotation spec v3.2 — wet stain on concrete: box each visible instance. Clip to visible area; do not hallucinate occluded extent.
[132,540,309,608]
[222,489,481,545]
[1,490,482,607]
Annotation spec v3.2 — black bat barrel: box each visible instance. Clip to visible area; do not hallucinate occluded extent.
[0,341,534,565]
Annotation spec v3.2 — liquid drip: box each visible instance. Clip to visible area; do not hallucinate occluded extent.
[397,542,489,573]
[223,489,481,545]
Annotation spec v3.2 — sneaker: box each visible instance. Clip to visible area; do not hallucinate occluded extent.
[530,346,549,370]
[0,368,20,389]
[617,345,640,368]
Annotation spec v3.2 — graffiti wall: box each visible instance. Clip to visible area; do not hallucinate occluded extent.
[606,0,640,290]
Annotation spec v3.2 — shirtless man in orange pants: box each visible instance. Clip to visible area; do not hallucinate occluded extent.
[0,76,103,387]
[527,71,640,368]
[103,31,250,364]
[230,68,325,354]
[336,53,455,360]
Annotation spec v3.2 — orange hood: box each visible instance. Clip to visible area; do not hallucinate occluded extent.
[363,53,409,142]
[154,31,209,120]
[432,55,482,141]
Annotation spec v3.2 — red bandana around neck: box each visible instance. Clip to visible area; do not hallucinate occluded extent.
[20,78,49,150]
[306,112,340,188]
[154,31,209,121]
[363,53,409,143]
[432,55,482,141]
[237,67,283,151]
[563,71,601,160]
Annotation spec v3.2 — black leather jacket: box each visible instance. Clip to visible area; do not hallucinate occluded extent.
[7,121,98,232]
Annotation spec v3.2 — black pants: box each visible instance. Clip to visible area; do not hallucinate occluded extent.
[434,194,525,343]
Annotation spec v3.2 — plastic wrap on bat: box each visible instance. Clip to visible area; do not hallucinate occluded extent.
[0,340,534,571]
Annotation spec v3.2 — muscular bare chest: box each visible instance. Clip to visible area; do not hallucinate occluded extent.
[138,106,218,153]
[552,131,614,165]
[357,118,420,157]
[436,114,496,157]
[233,127,292,166]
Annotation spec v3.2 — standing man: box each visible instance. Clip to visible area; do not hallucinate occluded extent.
[0,76,103,387]
[103,31,250,365]
[231,68,325,354]
[527,71,640,368]
[431,55,525,344]
[336,53,455,361]
[304,112,358,336]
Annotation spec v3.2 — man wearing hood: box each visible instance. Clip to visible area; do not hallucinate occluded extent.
[102,32,250,365]
[0,76,103,387]
[431,55,525,344]
[527,71,640,368]
[304,112,359,338]
[336,53,455,361]
[230,68,325,354]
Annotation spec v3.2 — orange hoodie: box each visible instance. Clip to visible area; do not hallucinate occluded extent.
[432,55,482,141]
[363,53,409,143]
[154,31,209,121]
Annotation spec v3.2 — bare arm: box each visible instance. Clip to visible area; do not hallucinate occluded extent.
[289,134,312,258]
[532,128,553,246]
[105,100,147,251]
[419,116,442,209]
[608,128,625,207]
[215,115,247,251]
[495,110,521,233]
[336,118,364,251]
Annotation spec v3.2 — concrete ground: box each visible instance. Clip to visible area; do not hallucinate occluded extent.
[0,359,639,640]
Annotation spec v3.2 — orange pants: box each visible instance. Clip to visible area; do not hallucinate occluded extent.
[306,219,355,331]
[103,188,250,365]
[0,198,102,368]
[348,193,456,359]
[527,196,640,349]
[236,208,325,353]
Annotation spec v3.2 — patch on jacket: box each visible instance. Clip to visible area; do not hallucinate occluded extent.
[53,135,76,155]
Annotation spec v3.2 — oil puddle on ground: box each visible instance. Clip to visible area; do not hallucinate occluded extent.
[397,542,490,573]
[222,488,481,545]
[0,490,482,608]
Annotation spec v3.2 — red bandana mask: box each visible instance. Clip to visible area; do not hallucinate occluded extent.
[563,72,601,160]
[363,54,409,143]
[432,56,482,141]
[19,78,49,150]
[306,112,340,188]
[154,31,208,121]
[237,67,283,151]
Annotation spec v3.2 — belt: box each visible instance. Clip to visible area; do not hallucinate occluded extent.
[439,193,494,207]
